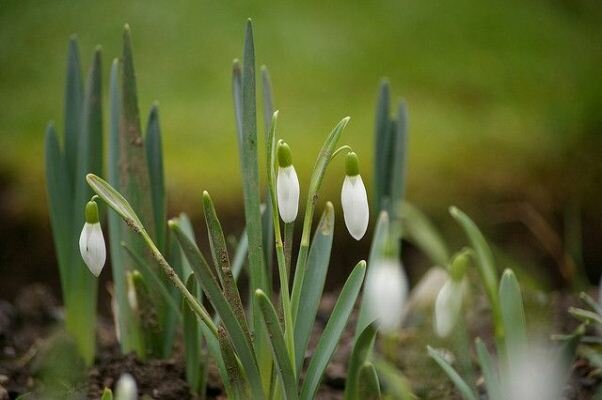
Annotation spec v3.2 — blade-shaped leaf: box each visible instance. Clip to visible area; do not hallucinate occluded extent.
[145,103,166,252]
[87,174,143,230]
[291,116,351,319]
[373,79,390,212]
[499,269,527,364]
[449,206,501,337]
[183,275,203,395]
[344,323,377,400]
[170,220,264,399]
[358,362,381,400]
[100,388,113,400]
[427,346,477,400]
[261,65,275,278]
[373,359,413,400]
[475,338,501,400]
[63,36,83,182]
[400,202,449,266]
[256,290,299,400]
[388,101,408,221]
[202,191,250,343]
[218,325,249,399]
[300,261,366,400]
[294,203,334,373]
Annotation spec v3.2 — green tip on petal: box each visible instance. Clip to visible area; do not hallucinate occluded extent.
[345,151,360,176]
[85,200,100,224]
[278,141,293,167]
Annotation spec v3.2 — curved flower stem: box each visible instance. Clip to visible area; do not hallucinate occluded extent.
[330,145,353,161]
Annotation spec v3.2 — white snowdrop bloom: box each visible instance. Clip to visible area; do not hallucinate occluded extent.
[434,277,466,338]
[115,373,138,400]
[79,200,106,277]
[365,258,408,334]
[341,152,369,240]
[276,141,300,223]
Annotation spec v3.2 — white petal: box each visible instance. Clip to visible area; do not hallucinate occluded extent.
[79,222,106,277]
[115,373,138,400]
[277,165,300,223]
[341,175,369,240]
[434,278,466,337]
[365,259,408,333]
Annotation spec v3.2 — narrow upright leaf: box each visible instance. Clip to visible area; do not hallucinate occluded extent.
[475,338,501,400]
[183,275,203,395]
[145,103,166,252]
[256,290,299,400]
[63,36,83,182]
[388,102,408,221]
[357,362,381,400]
[373,79,390,212]
[499,269,527,365]
[294,203,334,373]
[300,261,366,400]
[344,323,377,400]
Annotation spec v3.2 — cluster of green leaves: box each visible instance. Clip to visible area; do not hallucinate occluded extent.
[45,38,102,365]
[83,20,371,399]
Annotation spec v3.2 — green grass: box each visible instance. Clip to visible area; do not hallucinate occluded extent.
[1,0,600,214]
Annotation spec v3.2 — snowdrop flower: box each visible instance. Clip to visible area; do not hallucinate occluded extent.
[434,250,470,337]
[341,152,369,240]
[115,373,138,400]
[276,141,300,223]
[434,278,467,337]
[365,258,408,333]
[79,199,106,277]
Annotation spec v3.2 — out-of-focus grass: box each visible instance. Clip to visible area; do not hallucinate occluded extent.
[0,0,600,215]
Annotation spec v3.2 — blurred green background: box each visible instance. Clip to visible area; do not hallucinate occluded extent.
[1,0,601,289]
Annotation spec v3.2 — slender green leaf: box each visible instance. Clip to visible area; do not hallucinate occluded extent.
[427,346,477,400]
[475,338,501,400]
[373,79,390,212]
[388,102,408,221]
[300,261,366,400]
[183,275,203,395]
[87,174,142,230]
[145,103,166,253]
[355,211,390,338]
[358,362,381,400]
[170,220,264,399]
[44,124,71,294]
[568,307,602,325]
[291,116,351,320]
[232,60,243,142]
[373,359,413,400]
[63,36,83,182]
[256,290,299,400]
[218,325,249,400]
[107,57,131,351]
[261,65,275,279]
[499,269,527,365]
[294,203,335,373]
[202,191,250,343]
[231,228,248,280]
[400,202,449,266]
[449,206,501,339]
[344,323,377,400]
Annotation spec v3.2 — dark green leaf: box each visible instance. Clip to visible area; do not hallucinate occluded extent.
[344,323,377,400]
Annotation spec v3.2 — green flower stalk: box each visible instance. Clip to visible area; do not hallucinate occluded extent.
[79,199,106,277]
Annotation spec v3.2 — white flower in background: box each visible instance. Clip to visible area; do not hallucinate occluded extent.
[434,249,470,337]
[79,199,106,277]
[115,373,138,400]
[365,258,408,333]
[434,278,467,337]
[341,152,369,240]
[276,141,300,223]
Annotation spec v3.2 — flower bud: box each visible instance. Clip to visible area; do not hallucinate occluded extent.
[434,277,466,337]
[365,258,408,333]
[79,200,106,277]
[341,152,369,240]
[115,373,137,400]
[276,141,300,223]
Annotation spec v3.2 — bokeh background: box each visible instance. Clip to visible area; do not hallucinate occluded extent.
[1,0,601,303]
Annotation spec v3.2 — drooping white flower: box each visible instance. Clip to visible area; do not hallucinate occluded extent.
[79,200,106,277]
[434,277,466,337]
[115,373,138,400]
[341,152,369,240]
[365,258,408,333]
[276,141,299,223]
